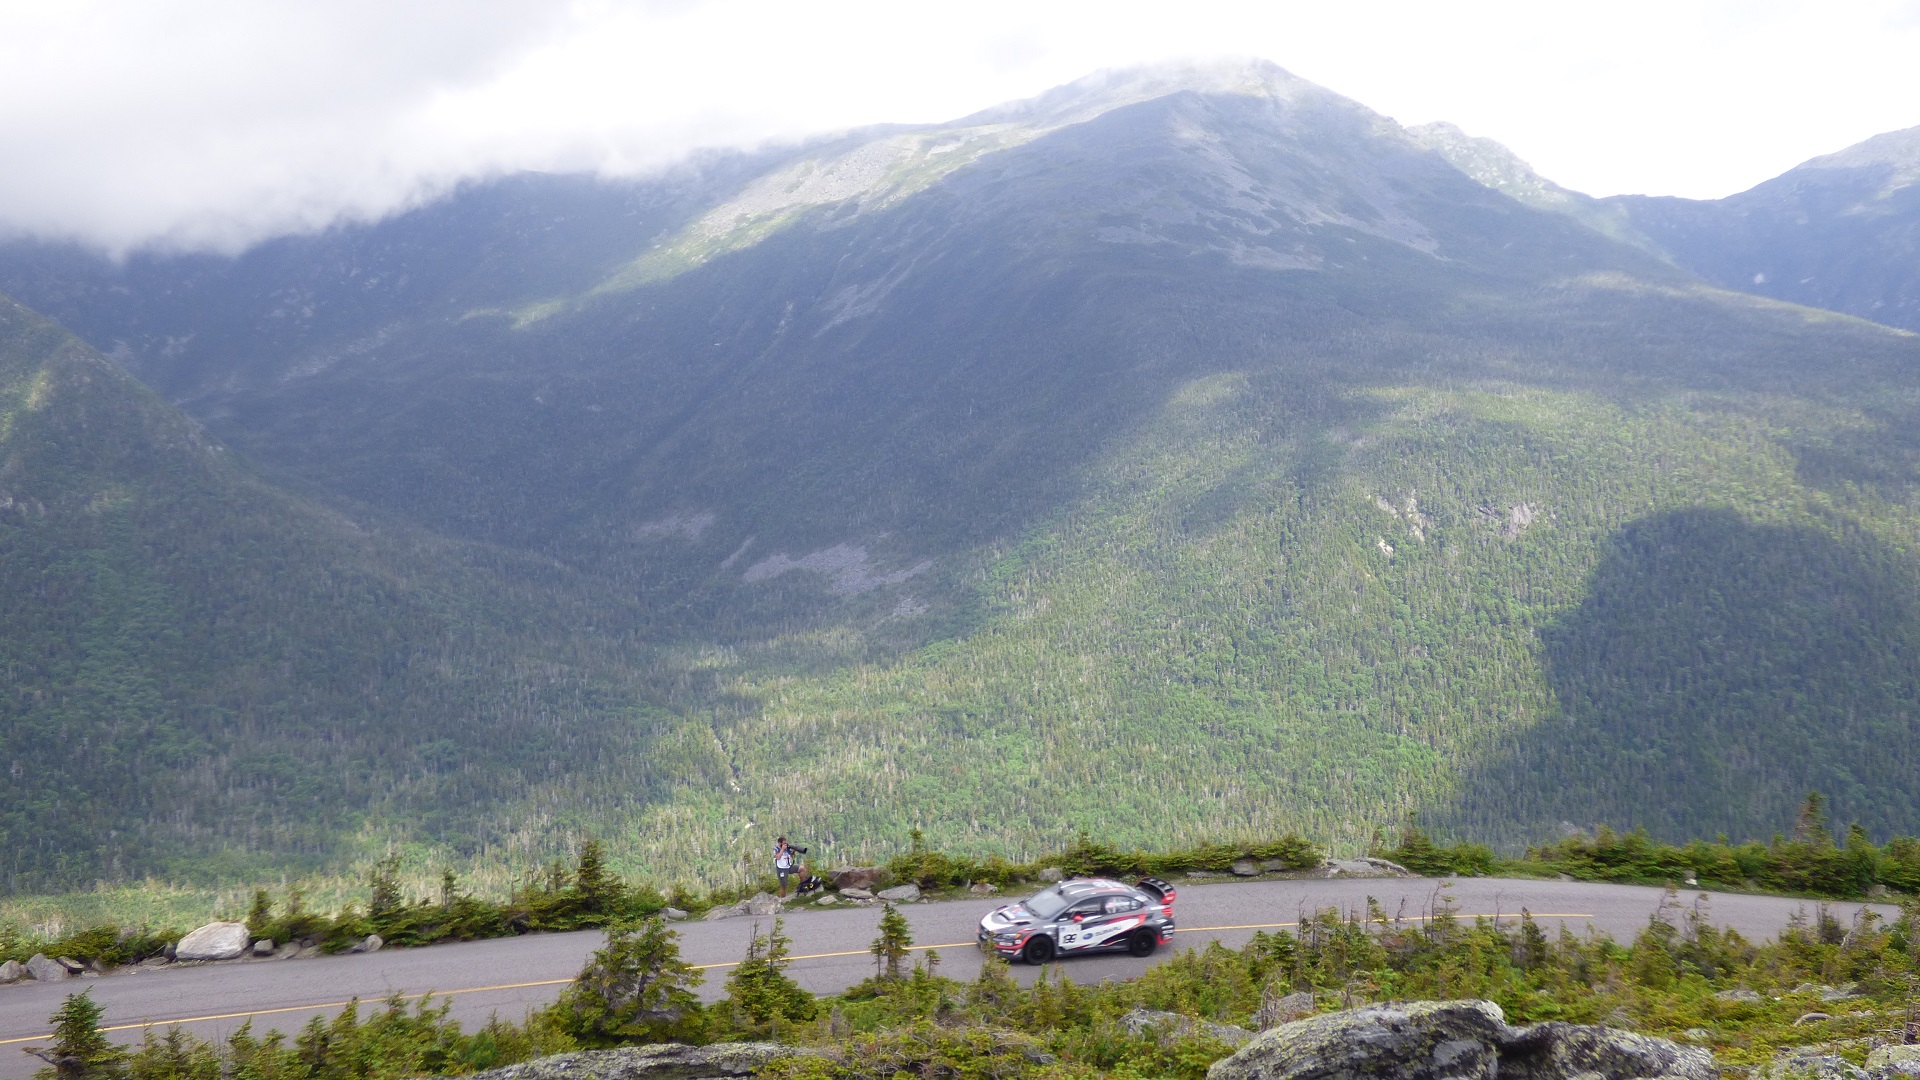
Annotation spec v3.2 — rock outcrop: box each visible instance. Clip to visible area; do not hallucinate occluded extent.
[1866,1045,1920,1078]
[458,1041,804,1080]
[876,884,921,903]
[829,867,886,891]
[1765,1048,1865,1080]
[1207,1000,1716,1080]
[25,954,71,981]
[1123,1008,1255,1046]
[175,921,251,961]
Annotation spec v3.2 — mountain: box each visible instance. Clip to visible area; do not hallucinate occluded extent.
[0,291,674,891]
[1607,126,1920,331]
[4,61,1920,886]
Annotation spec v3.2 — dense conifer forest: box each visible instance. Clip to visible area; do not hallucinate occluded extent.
[4,63,1920,893]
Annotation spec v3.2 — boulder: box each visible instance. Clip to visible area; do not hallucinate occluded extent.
[744,892,782,917]
[348,934,383,954]
[458,1041,808,1080]
[1123,1008,1254,1047]
[661,907,689,921]
[175,921,251,961]
[25,954,70,981]
[876,884,921,903]
[1232,859,1261,877]
[1793,1013,1833,1027]
[814,894,838,905]
[1038,868,1065,882]
[252,939,275,957]
[1767,1048,1867,1080]
[840,888,874,901]
[829,867,886,891]
[56,957,87,974]
[1713,989,1763,1003]
[1206,999,1716,1080]
[1253,991,1317,1029]
[704,903,746,921]
[0,960,25,984]
[971,882,1001,894]
[1866,1046,1920,1078]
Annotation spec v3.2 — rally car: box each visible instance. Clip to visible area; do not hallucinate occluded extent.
[977,876,1176,964]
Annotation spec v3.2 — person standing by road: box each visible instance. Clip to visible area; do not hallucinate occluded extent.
[774,836,798,897]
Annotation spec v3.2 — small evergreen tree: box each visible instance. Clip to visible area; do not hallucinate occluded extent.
[368,855,404,920]
[551,917,704,1046]
[244,890,273,944]
[1794,792,1833,847]
[721,919,816,1035]
[573,839,625,915]
[28,990,126,1080]
[871,902,913,981]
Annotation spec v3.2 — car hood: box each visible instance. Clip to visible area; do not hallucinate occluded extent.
[980,902,1038,930]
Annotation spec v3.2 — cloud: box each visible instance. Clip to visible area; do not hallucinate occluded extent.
[2,0,1917,254]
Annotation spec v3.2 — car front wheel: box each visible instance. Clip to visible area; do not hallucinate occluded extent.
[1022,935,1056,965]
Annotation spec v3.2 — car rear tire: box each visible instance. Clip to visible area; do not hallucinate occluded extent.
[1022,935,1056,965]
[1128,928,1158,957]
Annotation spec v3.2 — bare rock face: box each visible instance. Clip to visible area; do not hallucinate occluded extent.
[458,1041,805,1080]
[1207,1000,1717,1080]
[175,921,251,961]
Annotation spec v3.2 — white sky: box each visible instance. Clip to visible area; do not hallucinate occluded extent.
[3,0,1918,254]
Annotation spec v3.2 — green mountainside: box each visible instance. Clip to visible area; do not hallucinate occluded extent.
[0,293,674,891]
[3,62,1920,889]
[1606,126,1920,332]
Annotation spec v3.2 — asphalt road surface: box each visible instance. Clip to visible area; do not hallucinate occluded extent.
[0,877,1898,1079]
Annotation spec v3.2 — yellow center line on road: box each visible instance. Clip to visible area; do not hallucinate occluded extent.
[0,911,1595,1046]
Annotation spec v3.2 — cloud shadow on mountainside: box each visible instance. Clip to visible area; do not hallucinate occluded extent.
[1437,506,1920,849]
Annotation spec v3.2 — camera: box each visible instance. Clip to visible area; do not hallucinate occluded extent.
[791,845,809,855]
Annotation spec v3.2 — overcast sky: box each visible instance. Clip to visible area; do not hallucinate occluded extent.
[4,0,1918,255]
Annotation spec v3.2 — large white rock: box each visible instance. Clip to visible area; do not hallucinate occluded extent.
[175,921,251,961]
[0,959,27,983]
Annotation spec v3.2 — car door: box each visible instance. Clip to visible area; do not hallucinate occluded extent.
[1055,900,1109,951]
[1086,895,1146,948]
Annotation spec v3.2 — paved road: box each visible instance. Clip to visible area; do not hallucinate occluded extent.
[0,877,1897,1079]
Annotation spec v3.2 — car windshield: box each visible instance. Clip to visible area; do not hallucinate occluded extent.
[1023,887,1070,919]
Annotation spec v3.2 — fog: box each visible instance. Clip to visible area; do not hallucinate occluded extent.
[3,0,1917,255]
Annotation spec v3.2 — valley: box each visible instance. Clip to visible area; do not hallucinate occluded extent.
[2,61,1919,894]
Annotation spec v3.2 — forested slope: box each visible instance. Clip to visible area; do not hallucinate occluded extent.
[3,62,1920,889]
[0,293,666,890]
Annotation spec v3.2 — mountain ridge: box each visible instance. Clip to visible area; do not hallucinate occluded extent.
[2,64,1920,888]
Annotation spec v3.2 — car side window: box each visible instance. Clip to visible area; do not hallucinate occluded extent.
[1068,902,1105,919]
[1105,896,1141,914]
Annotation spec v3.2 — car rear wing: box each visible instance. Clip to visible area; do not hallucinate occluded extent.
[1137,877,1176,905]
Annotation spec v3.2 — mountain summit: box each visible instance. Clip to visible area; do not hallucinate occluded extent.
[2,67,1919,884]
